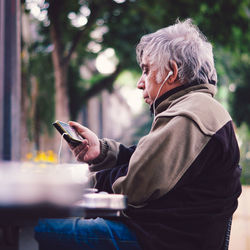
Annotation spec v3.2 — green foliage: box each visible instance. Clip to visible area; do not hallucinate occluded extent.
[236,124,250,184]
[28,50,55,135]
[23,0,250,121]
[132,114,153,145]
[67,61,86,120]
[212,45,250,130]
[115,70,140,88]
[194,0,250,53]
[230,55,250,127]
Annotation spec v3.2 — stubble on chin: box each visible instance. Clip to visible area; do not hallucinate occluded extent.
[144,98,153,105]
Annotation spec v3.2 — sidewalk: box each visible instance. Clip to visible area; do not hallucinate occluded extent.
[230,185,250,250]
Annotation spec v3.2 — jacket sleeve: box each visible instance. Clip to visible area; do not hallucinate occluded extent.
[88,139,136,190]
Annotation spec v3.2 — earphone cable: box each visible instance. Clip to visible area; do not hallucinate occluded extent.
[58,133,67,164]
[153,81,166,118]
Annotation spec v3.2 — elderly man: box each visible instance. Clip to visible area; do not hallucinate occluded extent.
[35,19,241,250]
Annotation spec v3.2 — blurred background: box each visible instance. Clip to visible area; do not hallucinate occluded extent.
[0,0,250,249]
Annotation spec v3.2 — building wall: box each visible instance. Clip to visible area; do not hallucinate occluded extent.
[78,88,134,146]
[101,89,132,144]
[230,185,250,250]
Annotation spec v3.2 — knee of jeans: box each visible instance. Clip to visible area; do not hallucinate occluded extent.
[35,219,48,236]
[35,219,71,245]
[34,219,51,242]
[35,219,67,240]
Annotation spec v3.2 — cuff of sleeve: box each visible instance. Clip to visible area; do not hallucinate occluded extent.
[89,139,109,165]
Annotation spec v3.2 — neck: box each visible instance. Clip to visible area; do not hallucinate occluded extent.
[158,80,183,99]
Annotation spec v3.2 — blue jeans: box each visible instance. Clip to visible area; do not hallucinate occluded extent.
[35,217,142,250]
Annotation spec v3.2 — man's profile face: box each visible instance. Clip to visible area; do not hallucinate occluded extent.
[137,56,159,106]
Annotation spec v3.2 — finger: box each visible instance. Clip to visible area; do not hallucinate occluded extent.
[76,145,89,162]
[70,141,87,154]
[68,121,86,134]
[68,121,90,140]
[68,139,88,150]
[68,142,76,150]
[73,142,88,157]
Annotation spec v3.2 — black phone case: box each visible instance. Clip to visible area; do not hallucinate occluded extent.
[53,122,81,145]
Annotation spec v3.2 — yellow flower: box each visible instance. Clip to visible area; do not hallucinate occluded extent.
[26,152,33,160]
[25,150,58,164]
[47,150,58,163]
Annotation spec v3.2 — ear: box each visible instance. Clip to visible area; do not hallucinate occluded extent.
[168,60,178,84]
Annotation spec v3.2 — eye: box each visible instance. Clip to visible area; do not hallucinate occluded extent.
[143,67,149,75]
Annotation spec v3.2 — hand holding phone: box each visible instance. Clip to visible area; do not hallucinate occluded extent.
[53,120,84,145]
[54,120,101,163]
[68,121,101,163]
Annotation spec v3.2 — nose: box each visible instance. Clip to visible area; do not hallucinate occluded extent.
[137,75,145,90]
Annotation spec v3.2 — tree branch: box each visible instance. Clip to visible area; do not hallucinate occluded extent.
[82,64,122,101]
[63,3,100,66]
[48,0,65,58]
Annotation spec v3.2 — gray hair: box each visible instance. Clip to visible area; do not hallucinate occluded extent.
[136,19,217,85]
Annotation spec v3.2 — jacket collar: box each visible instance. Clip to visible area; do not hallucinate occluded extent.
[150,82,217,115]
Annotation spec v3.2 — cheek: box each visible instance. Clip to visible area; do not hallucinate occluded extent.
[145,77,149,89]
[156,71,163,84]
[145,76,157,99]
[145,79,152,95]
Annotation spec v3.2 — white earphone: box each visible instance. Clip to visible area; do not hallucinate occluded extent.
[159,70,173,84]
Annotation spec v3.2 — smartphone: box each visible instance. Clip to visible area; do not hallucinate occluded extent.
[53,120,83,145]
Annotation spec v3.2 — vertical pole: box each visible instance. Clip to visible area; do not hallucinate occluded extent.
[0,0,21,161]
[0,0,5,160]
[11,0,21,161]
[3,0,12,160]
